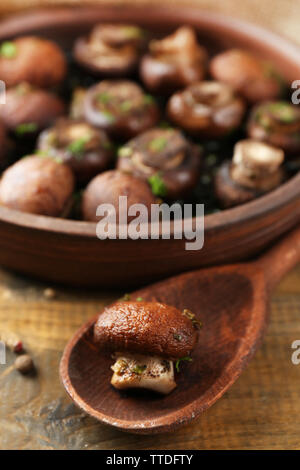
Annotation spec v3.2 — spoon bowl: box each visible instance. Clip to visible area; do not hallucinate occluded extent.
[60,226,300,433]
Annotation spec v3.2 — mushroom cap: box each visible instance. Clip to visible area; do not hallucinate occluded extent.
[210,49,283,103]
[0,36,67,88]
[94,301,199,359]
[2,83,65,131]
[0,155,74,216]
[81,169,156,222]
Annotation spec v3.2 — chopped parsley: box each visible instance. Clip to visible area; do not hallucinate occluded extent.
[136,297,143,301]
[67,136,91,157]
[121,26,144,38]
[118,146,132,158]
[0,41,17,58]
[148,136,168,152]
[121,293,131,301]
[97,92,112,104]
[268,102,298,123]
[182,309,202,329]
[173,333,182,341]
[148,172,167,198]
[132,364,147,375]
[175,356,192,373]
[15,122,38,136]
[120,100,133,112]
[143,94,155,105]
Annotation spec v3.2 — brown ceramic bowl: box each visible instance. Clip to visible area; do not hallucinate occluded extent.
[0,5,299,288]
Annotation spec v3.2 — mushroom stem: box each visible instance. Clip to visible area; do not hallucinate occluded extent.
[111,353,176,395]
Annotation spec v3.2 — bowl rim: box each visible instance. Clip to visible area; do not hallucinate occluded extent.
[0,4,299,239]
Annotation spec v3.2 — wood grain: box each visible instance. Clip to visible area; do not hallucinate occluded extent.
[0,260,300,448]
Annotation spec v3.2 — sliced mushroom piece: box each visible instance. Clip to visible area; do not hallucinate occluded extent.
[94,301,199,394]
[0,36,67,88]
[37,118,114,184]
[140,26,207,95]
[83,80,160,139]
[117,128,202,199]
[73,23,147,77]
[69,87,87,120]
[210,49,285,104]
[214,139,285,208]
[167,81,246,137]
[2,82,65,134]
[247,101,300,155]
[81,170,156,222]
[0,155,75,216]
[111,353,176,395]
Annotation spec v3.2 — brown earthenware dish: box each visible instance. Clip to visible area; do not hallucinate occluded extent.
[0,5,300,288]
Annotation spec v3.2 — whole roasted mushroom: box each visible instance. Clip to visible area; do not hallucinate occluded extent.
[83,80,160,139]
[0,36,67,88]
[140,26,207,95]
[117,128,201,199]
[94,300,199,394]
[167,81,246,138]
[37,119,114,184]
[214,139,285,208]
[73,23,147,77]
[1,82,65,134]
[247,101,300,155]
[81,169,156,222]
[210,49,285,103]
[0,155,75,216]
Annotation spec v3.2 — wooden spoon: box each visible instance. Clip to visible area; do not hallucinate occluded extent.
[60,225,300,434]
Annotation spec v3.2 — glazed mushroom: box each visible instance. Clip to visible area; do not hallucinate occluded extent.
[73,23,147,77]
[81,170,156,222]
[94,301,199,394]
[210,49,285,103]
[37,118,114,184]
[0,155,75,216]
[117,128,201,199]
[140,26,207,95]
[1,82,65,134]
[214,139,285,208]
[83,80,160,139]
[167,81,246,138]
[247,101,300,155]
[0,36,67,88]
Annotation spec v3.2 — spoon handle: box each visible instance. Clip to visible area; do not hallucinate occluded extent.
[256,224,300,292]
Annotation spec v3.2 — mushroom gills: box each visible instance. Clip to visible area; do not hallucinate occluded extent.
[111,353,176,395]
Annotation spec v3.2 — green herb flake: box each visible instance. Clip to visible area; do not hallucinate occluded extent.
[121,293,131,301]
[0,41,17,58]
[15,122,38,136]
[96,92,112,104]
[120,100,133,112]
[143,94,155,105]
[173,334,182,341]
[175,356,192,373]
[121,26,143,38]
[118,146,132,158]
[148,172,168,198]
[182,309,202,329]
[269,102,298,123]
[132,364,147,375]
[136,297,143,301]
[148,136,168,152]
[67,136,91,157]
[101,110,116,123]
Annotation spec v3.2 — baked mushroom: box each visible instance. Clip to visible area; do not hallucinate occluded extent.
[94,301,199,394]
[1,82,65,134]
[73,23,147,77]
[0,155,75,216]
[140,26,207,95]
[0,36,67,88]
[117,128,201,199]
[167,81,246,138]
[247,101,300,155]
[83,80,160,139]
[37,118,114,184]
[214,139,285,208]
[81,169,156,222]
[210,49,285,103]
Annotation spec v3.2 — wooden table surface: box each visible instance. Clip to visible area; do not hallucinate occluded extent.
[0,0,300,451]
[0,261,300,450]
